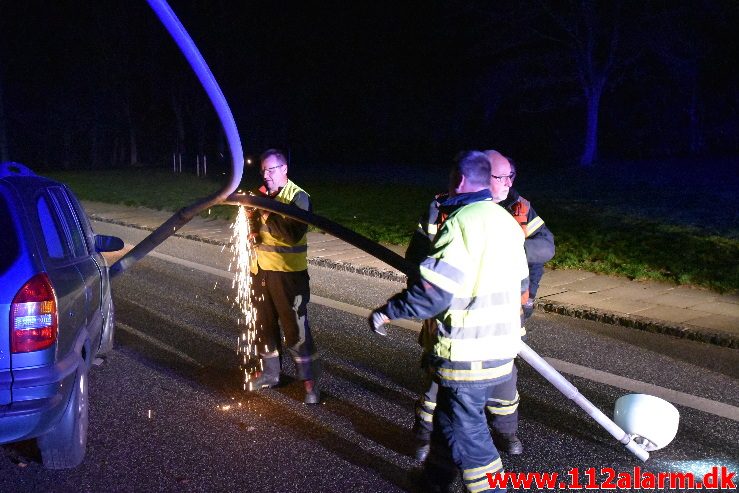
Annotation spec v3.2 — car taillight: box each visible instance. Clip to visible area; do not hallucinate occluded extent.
[10,273,58,353]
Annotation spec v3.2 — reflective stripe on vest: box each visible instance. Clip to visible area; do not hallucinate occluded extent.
[422,201,526,372]
[256,180,309,272]
[257,244,308,254]
[434,333,521,361]
[527,215,544,235]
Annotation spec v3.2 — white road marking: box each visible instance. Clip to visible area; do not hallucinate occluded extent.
[117,321,205,368]
[139,250,739,421]
[546,358,739,422]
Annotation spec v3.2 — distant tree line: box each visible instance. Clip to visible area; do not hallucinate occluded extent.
[0,1,736,170]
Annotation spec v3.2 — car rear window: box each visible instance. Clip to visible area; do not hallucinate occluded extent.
[49,187,87,258]
[0,195,20,274]
[37,195,68,259]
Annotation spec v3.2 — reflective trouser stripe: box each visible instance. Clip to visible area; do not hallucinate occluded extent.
[414,376,439,441]
[293,353,319,363]
[463,458,503,492]
[486,391,520,416]
[416,399,436,423]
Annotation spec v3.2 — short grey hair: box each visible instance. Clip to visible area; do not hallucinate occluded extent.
[454,150,491,187]
[259,148,288,166]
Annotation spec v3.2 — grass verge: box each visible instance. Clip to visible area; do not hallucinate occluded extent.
[48,167,738,293]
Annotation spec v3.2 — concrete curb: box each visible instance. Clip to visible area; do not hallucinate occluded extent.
[308,257,407,283]
[538,300,738,349]
[88,215,227,246]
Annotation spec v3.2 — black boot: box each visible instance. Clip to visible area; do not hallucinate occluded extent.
[414,440,431,461]
[247,356,280,390]
[495,433,523,455]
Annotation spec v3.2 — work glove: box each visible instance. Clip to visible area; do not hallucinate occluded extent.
[368,308,390,336]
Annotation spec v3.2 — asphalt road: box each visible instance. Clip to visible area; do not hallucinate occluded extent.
[1,223,737,492]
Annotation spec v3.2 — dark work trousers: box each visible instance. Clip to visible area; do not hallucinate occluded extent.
[528,263,544,299]
[414,372,438,442]
[414,363,519,441]
[424,382,508,493]
[252,268,317,381]
[484,363,519,435]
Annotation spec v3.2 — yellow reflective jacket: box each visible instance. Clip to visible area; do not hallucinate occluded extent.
[386,191,528,387]
[254,180,310,272]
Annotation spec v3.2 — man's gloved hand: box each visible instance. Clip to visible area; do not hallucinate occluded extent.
[522,298,535,323]
[368,308,390,336]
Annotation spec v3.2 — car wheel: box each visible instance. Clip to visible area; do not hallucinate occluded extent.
[37,365,89,469]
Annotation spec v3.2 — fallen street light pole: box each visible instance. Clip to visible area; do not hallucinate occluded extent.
[516,345,649,461]
[225,191,651,461]
[110,0,243,278]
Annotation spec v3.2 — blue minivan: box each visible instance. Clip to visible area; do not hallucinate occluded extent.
[0,162,122,468]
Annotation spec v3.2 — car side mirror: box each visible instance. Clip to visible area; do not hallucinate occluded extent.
[94,234,124,253]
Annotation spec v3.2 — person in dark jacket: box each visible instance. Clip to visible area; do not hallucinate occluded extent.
[487,150,555,311]
[483,149,555,453]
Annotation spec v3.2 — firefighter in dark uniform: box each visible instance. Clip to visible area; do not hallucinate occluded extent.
[408,150,555,459]
[247,149,320,405]
[369,151,529,493]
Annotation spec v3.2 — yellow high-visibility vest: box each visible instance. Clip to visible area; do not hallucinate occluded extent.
[420,200,527,384]
[255,180,309,272]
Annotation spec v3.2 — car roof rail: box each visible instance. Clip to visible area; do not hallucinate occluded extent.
[0,162,37,178]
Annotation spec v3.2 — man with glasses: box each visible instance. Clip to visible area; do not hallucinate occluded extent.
[487,149,554,314]
[482,149,555,453]
[246,149,320,404]
[406,150,555,460]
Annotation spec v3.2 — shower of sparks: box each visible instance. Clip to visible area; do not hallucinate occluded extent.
[229,206,262,390]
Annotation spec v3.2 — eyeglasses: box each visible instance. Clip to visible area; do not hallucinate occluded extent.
[261,164,285,175]
[492,173,516,183]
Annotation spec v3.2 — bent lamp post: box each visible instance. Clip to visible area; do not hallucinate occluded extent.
[110,0,244,278]
[224,192,682,462]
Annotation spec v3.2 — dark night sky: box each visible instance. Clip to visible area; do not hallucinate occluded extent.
[1,1,737,168]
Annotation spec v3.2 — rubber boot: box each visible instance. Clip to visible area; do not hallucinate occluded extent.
[412,421,432,461]
[247,355,280,390]
[303,379,320,405]
[414,440,431,462]
[495,433,523,455]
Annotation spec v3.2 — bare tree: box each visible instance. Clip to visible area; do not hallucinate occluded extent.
[535,1,626,167]
[461,1,638,165]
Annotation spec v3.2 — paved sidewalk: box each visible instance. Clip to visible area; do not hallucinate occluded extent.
[82,200,739,349]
